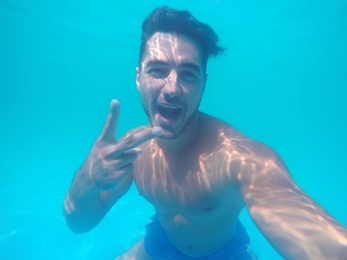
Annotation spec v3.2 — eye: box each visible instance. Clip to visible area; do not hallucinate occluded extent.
[180,70,198,82]
[147,67,169,79]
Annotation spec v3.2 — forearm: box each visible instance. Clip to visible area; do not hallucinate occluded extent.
[63,171,105,233]
[63,165,134,233]
[247,185,347,259]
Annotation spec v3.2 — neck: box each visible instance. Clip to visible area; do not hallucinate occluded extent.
[156,111,202,154]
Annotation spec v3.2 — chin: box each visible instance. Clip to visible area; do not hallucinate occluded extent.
[157,129,180,140]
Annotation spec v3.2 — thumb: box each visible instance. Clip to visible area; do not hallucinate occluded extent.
[100,99,120,142]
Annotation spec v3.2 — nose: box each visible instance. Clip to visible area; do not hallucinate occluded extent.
[162,71,181,98]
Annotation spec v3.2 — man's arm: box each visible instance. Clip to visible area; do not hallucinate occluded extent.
[63,100,161,233]
[237,141,347,259]
[63,163,134,234]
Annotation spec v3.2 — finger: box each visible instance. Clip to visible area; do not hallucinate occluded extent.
[115,149,141,169]
[116,126,162,155]
[104,146,142,161]
[116,126,152,143]
[100,100,120,142]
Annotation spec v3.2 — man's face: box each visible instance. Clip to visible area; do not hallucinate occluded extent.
[136,32,207,139]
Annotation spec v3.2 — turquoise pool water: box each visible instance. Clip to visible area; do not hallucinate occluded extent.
[1,0,346,259]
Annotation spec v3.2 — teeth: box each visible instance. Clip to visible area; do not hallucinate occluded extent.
[158,104,181,119]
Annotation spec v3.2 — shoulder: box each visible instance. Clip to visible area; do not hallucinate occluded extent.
[201,113,290,184]
[203,113,285,165]
[226,133,293,196]
[200,113,258,155]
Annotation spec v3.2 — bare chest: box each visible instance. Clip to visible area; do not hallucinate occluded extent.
[133,147,243,213]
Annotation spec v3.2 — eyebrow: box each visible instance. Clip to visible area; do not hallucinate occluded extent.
[146,60,168,67]
[146,60,201,73]
[180,63,201,73]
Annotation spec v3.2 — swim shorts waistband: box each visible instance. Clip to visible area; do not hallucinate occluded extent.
[144,215,252,260]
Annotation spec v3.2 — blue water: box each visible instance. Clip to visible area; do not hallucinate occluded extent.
[1,0,346,259]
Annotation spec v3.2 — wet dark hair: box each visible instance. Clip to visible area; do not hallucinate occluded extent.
[139,6,225,72]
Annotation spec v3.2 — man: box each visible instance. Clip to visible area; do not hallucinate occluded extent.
[64,6,347,259]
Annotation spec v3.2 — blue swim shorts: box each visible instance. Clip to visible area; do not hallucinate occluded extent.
[144,215,252,259]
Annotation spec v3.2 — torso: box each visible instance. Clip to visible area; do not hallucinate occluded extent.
[133,113,250,255]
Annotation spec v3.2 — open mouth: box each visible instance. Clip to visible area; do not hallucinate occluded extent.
[158,104,182,121]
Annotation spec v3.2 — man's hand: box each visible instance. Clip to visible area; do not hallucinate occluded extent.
[64,100,161,232]
[79,99,162,193]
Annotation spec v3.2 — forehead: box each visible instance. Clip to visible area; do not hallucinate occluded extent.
[141,32,203,67]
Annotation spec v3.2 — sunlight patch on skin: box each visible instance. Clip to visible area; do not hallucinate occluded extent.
[197,160,212,191]
[249,206,323,258]
[134,126,248,207]
[142,33,200,71]
[64,193,75,214]
[246,173,347,257]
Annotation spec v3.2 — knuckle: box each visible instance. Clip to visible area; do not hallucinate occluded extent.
[123,135,136,147]
[97,151,106,160]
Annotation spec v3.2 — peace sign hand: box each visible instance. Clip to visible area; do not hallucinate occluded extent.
[79,99,161,193]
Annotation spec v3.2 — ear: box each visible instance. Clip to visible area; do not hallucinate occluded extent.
[135,67,140,91]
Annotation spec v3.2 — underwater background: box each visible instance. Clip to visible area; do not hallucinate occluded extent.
[1,0,346,259]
